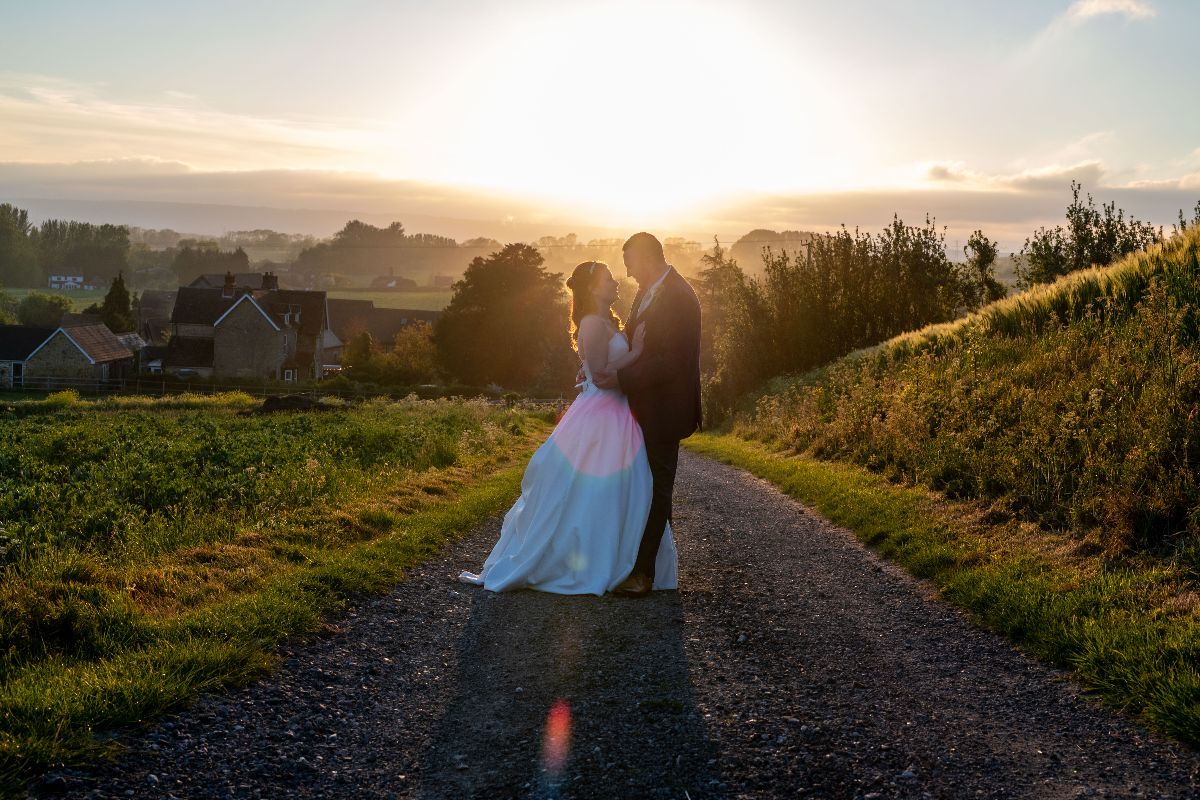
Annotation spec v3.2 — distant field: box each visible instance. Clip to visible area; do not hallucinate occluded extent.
[1,287,107,311]
[326,288,453,311]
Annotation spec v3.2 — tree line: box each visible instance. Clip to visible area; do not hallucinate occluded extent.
[334,184,1199,409]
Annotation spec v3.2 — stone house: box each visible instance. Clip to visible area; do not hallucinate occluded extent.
[22,324,135,387]
[0,325,55,388]
[166,272,339,381]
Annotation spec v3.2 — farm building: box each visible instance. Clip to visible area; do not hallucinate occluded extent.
[22,324,135,387]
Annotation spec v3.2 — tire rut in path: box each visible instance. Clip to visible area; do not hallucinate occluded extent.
[41,451,1200,799]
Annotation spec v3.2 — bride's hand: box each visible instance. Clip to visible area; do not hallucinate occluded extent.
[632,323,647,354]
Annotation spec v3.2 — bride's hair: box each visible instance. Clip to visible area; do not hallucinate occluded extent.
[565,260,622,349]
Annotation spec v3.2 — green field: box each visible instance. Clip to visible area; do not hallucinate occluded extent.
[0,392,547,793]
[327,288,453,311]
[1,287,108,312]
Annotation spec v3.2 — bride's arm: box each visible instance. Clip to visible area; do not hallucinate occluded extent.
[605,323,646,371]
[577,315,612,376]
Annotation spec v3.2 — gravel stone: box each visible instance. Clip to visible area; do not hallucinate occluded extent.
[33,451,1200,798]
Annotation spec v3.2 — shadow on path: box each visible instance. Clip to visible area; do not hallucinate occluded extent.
[417,587,723,799]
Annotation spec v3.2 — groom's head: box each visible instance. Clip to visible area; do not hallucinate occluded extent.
[622,232,667,285]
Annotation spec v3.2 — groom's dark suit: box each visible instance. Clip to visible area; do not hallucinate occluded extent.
[618,266,702,580]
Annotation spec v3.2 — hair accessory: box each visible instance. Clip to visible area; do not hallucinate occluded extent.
[589,260,599,274]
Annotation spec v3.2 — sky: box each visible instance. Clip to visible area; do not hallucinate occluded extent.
[2,0,1199,249]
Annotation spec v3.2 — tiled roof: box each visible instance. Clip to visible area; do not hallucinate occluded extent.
[171,286,246,325]
[0,325,55,361]
[262,289,327,336]
[62,324,134,363]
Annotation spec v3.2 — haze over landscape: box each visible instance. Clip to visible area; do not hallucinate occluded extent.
[3,0,1199,250]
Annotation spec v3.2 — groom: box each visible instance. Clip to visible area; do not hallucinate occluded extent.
[594,232,702,597]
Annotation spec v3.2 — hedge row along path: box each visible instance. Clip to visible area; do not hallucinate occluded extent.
[39,452,1200,798]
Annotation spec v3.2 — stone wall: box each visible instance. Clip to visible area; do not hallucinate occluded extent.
[213,300,286,378]
[23,332,96,385]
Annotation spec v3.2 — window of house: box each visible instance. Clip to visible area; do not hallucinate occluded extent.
[284,369,296,382]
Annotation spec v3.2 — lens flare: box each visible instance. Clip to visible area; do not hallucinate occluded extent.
[541,698,572,775]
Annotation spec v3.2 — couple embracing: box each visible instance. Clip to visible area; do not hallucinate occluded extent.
[459,232,702,597]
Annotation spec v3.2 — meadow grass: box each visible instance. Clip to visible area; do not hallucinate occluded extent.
[1,288,107,313]
[0,395,548,794]
[685,434,1200,747]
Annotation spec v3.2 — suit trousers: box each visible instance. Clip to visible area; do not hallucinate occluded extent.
[633,437,681,579]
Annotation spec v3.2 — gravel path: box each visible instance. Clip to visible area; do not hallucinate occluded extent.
[36,451,1200,799]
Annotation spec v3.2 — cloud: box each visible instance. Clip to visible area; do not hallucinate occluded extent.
[1019,1,1156,60]
[1064,0,1157,23]
[924,160,1107,191]
[0,72,395,174]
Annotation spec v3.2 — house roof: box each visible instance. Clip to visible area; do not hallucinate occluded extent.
[171,286,247,325]
[60,324,135,363]
[164,336,215,368]
[0,325,55,361]
[117,332,147,352]
[264,289,327,336]
[326,300,438,347]
[213,293,281,331]
[189,273,267,289]
[136,289,177,316]
[171,286,328,336]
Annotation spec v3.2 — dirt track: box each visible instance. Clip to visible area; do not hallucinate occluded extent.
[40,451,1200,799]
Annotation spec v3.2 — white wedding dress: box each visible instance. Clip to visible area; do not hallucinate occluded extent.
[458,332,677,595]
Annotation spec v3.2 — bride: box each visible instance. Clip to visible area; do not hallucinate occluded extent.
[458,260,678,595]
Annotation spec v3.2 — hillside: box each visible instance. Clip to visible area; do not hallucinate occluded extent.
[735,224,1200,555]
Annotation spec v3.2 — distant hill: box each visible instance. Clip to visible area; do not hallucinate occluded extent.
[7,197,630,245]
[728,229,817,273]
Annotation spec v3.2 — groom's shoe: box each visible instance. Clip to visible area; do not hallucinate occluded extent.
[613,573,652,598]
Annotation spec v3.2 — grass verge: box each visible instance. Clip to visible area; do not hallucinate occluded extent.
[685,433,1200,749]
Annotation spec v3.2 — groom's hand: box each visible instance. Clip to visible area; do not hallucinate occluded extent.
[592,368,620,390]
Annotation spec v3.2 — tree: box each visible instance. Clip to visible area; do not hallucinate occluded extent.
[1173,201,1200,236]
[962,230,1007,308]
[171,244,250,284]
[82,272,136,332]
[385,321,438,384]
[696,240,771,421]
[0,204,40,288]
[0,289,16,324]
[341,331,374,372]
[17,292,73,327]
[35,219,130,282]
[434,243,573,392]
[1015,182,1161,288]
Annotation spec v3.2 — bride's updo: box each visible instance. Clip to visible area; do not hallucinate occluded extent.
[566,260,622,349]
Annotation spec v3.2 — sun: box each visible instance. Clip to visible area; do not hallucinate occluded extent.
[394,0,868,228]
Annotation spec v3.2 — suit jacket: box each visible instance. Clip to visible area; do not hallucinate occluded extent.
[618,267,703,442]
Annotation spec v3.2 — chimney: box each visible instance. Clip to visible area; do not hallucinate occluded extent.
[222,271,236,298]
[261,271,279,291]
